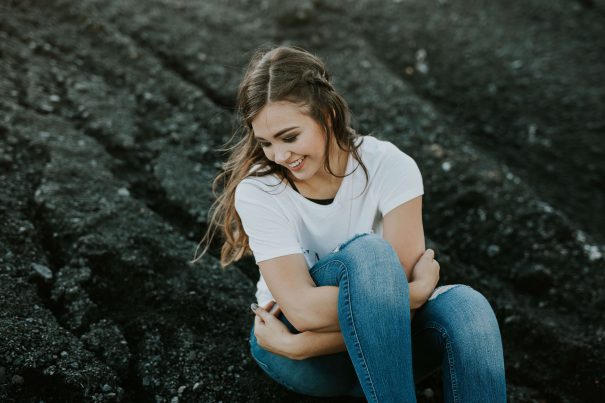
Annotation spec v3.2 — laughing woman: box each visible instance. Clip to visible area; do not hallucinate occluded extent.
[195,46,506,402]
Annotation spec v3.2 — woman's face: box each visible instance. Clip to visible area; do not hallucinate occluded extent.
[251,101,332,182]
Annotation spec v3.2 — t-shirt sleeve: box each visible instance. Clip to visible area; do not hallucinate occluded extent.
[234,181,301,263]
[375,143,424,216]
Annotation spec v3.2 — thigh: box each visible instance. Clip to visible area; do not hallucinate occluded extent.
[249,324,362,398]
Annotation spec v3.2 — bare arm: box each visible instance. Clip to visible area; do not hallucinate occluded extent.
[290,331,346,360]
[383,196,439,308]
[252,302,346,360]
[259,253,341,333]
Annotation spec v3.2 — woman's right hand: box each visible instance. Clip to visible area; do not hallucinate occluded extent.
[410,249,440,294]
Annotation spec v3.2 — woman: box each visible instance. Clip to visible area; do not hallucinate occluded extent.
[195,45,506,402]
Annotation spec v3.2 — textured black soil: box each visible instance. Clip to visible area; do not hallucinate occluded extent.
[1,0,604,402]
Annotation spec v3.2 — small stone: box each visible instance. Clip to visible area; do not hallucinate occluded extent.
[49,94,61,103]
[177,385,186,396]
[117,187,130,197]
[504,315,520,325]
[416,63,429,75]
[44,365,57,375]
[11,374,24,385]
[40,103,54,113]
[171,397,179,403]
[60,351,68,358]
[511,60,523,69]
[422,388,434,398]
[428,143,445,158]
[441,161,452,172]
[30,263,53,281]
[192,382,201,391]
[487,244,500,257]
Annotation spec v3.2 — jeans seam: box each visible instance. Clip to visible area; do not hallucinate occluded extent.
[250,334,300,393]
[423,322,460,403]
[336,258,379,403]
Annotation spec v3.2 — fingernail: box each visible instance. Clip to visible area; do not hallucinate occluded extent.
[250,303,259,312]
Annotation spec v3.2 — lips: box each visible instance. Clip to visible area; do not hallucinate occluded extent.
[288,157,304,167]
[287,156,306,171]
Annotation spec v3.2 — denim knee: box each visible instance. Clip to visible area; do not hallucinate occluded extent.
[337,234,403,275]
[328,233,409,306]
[438,286,503,354]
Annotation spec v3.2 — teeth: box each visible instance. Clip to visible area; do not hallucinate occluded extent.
[289,157,304,168]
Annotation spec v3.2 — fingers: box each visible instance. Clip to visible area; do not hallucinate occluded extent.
[270,304,281,317]
[251,303,274,323]
[254,313,263,327]
[252,301,281,318]
[423,249,440,269]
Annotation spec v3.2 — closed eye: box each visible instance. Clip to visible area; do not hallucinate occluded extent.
[257,135,298,148]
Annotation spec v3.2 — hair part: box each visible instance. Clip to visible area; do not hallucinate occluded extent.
[192,45,369,268]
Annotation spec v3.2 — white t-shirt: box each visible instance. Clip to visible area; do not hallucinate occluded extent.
[234,135,424,306]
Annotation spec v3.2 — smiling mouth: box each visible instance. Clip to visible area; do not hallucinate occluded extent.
[287,156,305,168]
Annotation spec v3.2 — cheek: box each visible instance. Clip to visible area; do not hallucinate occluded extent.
[263,148,274,161]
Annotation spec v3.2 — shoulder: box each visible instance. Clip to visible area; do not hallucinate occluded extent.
[357,135,419,173]
[235,174,286,198]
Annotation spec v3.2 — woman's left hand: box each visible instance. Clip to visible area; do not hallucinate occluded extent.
[252,301,300,360]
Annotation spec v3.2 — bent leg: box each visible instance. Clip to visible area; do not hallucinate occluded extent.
[308,233,416,403]
[411,285,507,403]
[249,324,362,397]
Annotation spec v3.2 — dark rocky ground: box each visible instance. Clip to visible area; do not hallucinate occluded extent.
[1,0,604,401]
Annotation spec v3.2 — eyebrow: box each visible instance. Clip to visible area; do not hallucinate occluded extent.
[253,127,298,141]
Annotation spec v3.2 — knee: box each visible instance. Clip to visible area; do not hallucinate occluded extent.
[445,285,502,342]
[334,234,409,300]
[337,233,402,275]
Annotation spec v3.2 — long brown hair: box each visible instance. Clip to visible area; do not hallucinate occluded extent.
[192,45,368,268]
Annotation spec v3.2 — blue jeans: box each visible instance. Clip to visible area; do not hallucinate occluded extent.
[249,233,507,402]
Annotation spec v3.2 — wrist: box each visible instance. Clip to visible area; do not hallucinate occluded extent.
[409,280,434,309]
[283,332,305,360]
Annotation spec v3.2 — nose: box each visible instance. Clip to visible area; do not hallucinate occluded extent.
[273,145,291,164]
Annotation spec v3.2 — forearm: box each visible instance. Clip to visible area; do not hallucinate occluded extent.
[294,280,432,332]
[289,284,429,359]
[292,286,340,333]
[289,331,346,360]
